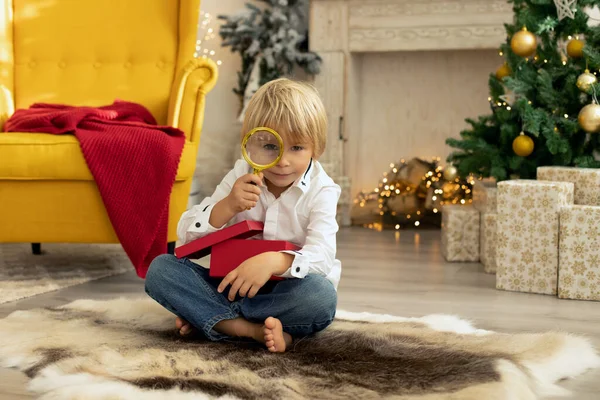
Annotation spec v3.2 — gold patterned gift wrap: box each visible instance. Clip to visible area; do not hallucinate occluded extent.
[537,166,600,206]
[441,205,480,262]
[558,205,600,301]
[496,180,574,295]
[472,179,497,213]
[480,213,497,274]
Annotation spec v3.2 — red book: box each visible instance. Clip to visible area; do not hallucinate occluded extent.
[175,220,300,280]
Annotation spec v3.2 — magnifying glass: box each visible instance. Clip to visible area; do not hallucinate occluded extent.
[241,126,284,176]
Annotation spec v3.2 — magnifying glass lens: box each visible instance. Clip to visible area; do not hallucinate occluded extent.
[245,130,281,167]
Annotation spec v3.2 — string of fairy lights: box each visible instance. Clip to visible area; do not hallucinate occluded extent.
[352,158,476,230]
[194,10,222,66]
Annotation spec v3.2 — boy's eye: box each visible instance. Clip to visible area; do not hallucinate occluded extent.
[263,144,279,151]
[291,146,304,151]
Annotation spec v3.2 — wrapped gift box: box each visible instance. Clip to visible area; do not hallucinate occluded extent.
[472,179,497,213]
[480,213,497,274]
[558,205,600,301]
[175,220,299,281]
[175,220,265,259]
[351,200,383,227]
[441,205,480,262]
[496,180,574,295]
[537,166,600,206]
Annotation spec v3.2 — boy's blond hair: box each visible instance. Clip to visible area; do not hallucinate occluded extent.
[241,78,327,158]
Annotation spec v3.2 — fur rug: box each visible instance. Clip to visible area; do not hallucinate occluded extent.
[0,243,130,304]
[0,298,598,400]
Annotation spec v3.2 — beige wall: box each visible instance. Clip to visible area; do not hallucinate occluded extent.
[191,0,247,205]
[348,49,500,197]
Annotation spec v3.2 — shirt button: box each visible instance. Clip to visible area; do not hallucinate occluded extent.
[195,222,201,228]
[295,267,300,273]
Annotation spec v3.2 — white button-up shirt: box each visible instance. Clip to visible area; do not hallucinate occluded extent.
[177,158,342,289]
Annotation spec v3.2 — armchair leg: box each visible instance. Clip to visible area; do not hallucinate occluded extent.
[32,243,42,255]
[167,241,175,255]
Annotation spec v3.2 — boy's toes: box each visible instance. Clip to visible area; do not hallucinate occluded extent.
[263,317,287,352]
[264,317,277,330]
[180,324,192,335]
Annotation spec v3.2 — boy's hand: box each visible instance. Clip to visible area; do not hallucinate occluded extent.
[224,173,263,213]
[217,252,294,301]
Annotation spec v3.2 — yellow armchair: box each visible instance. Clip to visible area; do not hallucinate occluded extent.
[0,0,218,254]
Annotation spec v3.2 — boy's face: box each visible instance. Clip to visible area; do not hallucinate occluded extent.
[263,132,313,190]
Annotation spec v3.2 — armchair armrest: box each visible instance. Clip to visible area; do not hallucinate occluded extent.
[0,85,14,131]
[168,58,218,143]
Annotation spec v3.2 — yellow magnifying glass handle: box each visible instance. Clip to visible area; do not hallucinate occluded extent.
[249,169,260,187]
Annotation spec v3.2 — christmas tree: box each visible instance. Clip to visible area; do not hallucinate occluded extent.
[446,0,600,181]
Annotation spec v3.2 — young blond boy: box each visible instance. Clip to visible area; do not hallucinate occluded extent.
[145,78,341,353]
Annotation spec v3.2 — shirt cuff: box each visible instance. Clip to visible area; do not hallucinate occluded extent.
[187,201,222,235]
[278,250,309,279]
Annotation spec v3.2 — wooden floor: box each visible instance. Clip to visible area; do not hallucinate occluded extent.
[1,228,599,399]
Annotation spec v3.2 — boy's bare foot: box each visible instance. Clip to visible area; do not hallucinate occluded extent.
[175,317,195,336]
[214,317,291,352]
[263,317,292,353]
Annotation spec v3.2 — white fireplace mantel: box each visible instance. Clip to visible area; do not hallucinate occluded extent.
[311,0,512,53]
[309,0,512,225]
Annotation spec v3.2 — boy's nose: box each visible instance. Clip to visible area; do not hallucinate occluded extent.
[277,153,290,167]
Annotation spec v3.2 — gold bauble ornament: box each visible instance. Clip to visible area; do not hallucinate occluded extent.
[512,133,534,157]
[578,101,600,133]
[576,69,597,92]
[510,27,537,57]
[495,63,512,80]
[567,39,585,58]
[443,165,458,181]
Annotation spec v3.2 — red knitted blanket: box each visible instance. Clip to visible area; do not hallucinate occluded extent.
[4,101,185,278]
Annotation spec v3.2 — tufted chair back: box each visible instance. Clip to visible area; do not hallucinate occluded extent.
[0,0,200,124]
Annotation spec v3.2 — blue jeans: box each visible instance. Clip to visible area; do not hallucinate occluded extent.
[144,254,337,341]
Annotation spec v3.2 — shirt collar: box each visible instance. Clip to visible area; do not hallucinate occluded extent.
[292,158,313,193]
